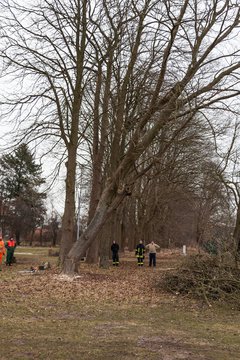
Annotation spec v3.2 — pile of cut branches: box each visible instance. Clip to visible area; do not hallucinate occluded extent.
[159,254,240,308]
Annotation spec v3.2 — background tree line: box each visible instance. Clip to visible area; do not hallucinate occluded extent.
[0,143,62,246]
[0,144,46,244]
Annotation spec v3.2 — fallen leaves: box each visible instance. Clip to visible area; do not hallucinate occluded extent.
[0,260,167,306]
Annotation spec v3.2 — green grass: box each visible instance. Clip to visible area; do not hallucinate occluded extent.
[1,247,240,360]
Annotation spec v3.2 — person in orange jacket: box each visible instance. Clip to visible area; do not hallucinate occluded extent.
[5,237,16,266]
[0,236,6,271]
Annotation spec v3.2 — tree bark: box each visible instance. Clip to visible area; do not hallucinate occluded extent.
[86,49,114,264]
[59,147,77,265]
[99,217,112,269]
[233,201,240,253]
[62,178,127,274]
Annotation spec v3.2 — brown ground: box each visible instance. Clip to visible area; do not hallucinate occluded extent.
[0,248,239,360]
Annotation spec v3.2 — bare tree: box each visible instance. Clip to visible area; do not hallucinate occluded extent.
[122,115,230,249]
[218,149,240,254]
[0,0,90,266]
[207,121,240,255]
[0,0,240,274]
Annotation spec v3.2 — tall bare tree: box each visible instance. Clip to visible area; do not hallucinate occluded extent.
[0,0,90,266]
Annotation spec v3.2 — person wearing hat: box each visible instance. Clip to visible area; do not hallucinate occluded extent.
[5,237,16,266]
[135,240,145,266]
[0,236,6,271]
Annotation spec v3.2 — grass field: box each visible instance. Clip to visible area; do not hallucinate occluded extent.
[0,247,240,359]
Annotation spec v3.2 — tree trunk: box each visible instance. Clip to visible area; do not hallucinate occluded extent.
[86,238,99,264]
[85,161,101,263]
[99,218,112,269]
[39,226,43,246]
[15,230,21,246]
[86,51,113,264]
[62,178,127,274]
[52,230,57,247]
[59,147,77,265]
[30,228,34,246]
[233,201,240,253]
[85,163,101,264]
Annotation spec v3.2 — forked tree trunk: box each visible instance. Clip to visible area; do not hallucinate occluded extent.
[62,180,126,274]
[62,207,109,274]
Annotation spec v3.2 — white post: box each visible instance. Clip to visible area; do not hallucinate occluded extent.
[183,245,187,256]
[76,188,81,242]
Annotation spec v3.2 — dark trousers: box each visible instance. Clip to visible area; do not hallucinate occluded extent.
[149,253,156,267]
[112,252,119,266]
[137,257,144,266]
[6,250,14,265]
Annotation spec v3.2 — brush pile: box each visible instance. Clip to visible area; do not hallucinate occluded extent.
[160,254,240,308]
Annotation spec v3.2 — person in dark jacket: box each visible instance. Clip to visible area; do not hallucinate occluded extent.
[111,241,119,266]
[135,240,145,266]
[5,237,16,266]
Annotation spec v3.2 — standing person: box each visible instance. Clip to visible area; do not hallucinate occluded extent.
[145,241,160,267]
[0,236,6,271]
[135,240,145,266]
[111,240,119,266]
[5,237,16,266]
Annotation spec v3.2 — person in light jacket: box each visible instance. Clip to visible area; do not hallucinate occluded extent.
[145,241,160,267]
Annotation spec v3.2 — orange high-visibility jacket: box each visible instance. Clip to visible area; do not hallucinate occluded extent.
[0,240,5,254]
[7,239,16,247]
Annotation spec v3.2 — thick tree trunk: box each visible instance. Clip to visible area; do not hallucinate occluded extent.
[59,147,77,266]
[86,238,99,264]
[85,130,102,263]
[85,162,101,264]
[59,0,87,266]
[86,52,113,264]
[99,218,112,268]
[62,211,108,274]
